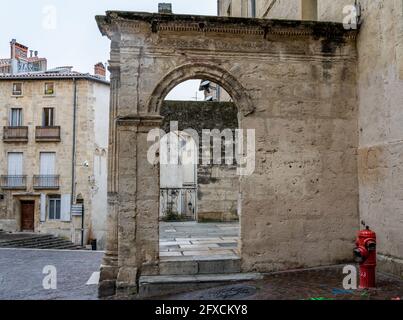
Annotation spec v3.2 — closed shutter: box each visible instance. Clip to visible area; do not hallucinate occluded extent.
[40,193,47,222]
[40,152,55,175]
[8,153,23,175]
[60,194,71,222]
[8,153,23,187]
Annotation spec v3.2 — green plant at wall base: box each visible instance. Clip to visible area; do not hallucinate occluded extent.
[162,209,188,222]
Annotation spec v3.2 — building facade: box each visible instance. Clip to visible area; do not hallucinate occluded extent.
[0,65,110,249]
[219,0,403,277]
[0,39,47,75]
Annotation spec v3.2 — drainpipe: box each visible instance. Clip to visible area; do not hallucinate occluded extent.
[71,79,78,241]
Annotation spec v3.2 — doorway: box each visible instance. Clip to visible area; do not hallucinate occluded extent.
[21,201,35,232]
[159,79,240,262]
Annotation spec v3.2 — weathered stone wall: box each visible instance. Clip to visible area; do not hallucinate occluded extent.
[224,0,403,278]
[259,0,301,19]
[317,0,353,22]
[97,12,359,297]
[355,0,403,276]
[161,101,239,222]
[219,0,301,19]
[224,0,354,22]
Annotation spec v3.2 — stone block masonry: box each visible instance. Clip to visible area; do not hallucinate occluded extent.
[96,11,359,298]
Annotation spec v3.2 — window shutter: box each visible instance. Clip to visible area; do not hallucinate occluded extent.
[61,194,71,222]
[40,193,47,222]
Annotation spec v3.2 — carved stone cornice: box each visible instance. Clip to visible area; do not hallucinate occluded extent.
[96,11,358,40]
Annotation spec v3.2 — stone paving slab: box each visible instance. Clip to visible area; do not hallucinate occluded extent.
[160,221,240,261]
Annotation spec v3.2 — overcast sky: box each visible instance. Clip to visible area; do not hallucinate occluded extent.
[0,0,218,100]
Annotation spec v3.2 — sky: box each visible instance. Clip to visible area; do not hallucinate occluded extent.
[0,0,218,100]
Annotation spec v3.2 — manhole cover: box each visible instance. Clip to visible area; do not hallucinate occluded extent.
[199,284,257,300]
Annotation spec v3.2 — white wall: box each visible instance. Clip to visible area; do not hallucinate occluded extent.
[90,82,109,249]
[160,132,197,217]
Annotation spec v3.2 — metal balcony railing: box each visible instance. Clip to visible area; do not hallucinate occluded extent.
[3,126,28,142]
[35,126,61,142]
[33,175,60,189]
[0,175,27,189]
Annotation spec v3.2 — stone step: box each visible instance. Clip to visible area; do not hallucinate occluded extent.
[0,233,82,250]
[0,236,61,247]
[159,258,241,275]
[139,273,263,298]
[0,241,82,250]
[0,234,54,245]
[16,240,78,249]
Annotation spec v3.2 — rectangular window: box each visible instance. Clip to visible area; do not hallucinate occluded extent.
[12,83,22,96]
[9,108,22,126]
[42,108,55,127]
[44,83,54,95]
[48,196,61,220]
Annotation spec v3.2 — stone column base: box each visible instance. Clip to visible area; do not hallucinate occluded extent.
[115,267,139,299]
[98,264,119,298]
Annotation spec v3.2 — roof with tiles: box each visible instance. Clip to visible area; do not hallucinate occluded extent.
[0,68,110,85]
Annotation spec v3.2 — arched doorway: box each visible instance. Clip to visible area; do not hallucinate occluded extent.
[158,78,241,263]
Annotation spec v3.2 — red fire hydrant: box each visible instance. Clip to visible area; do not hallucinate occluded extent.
[353,226,377,288]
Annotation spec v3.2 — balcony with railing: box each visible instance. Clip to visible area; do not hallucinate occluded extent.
[33,175,60,190]
[0,175,27,190]
[35,126,61,142]
[3,126,28,142]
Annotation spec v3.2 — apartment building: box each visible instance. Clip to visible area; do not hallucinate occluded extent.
[0,39,47,75]
[0,47,110,249]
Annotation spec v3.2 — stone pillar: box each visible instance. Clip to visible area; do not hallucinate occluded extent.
[99,112,162,298]
[98,65,120,298]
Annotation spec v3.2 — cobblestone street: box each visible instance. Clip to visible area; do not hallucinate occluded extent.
[0,248,103,300]
[1,249,402,300]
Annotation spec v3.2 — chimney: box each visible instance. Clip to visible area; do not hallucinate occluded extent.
[158,3,172,14]
[10,39,16,59]
[94,62,106,79]
[30,50,33,58]
[34,51,38,57]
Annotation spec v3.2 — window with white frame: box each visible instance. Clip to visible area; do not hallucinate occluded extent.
[48,195,61,220]
[9,108,22,126]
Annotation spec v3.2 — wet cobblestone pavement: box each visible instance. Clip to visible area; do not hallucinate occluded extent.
[158,266,403,300]
[0,248,103,300]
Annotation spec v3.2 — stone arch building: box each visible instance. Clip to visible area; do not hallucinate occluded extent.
[96,11,359,298]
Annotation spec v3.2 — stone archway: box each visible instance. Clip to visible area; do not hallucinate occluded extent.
[147,63,254,116]
[96,11,359,298]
